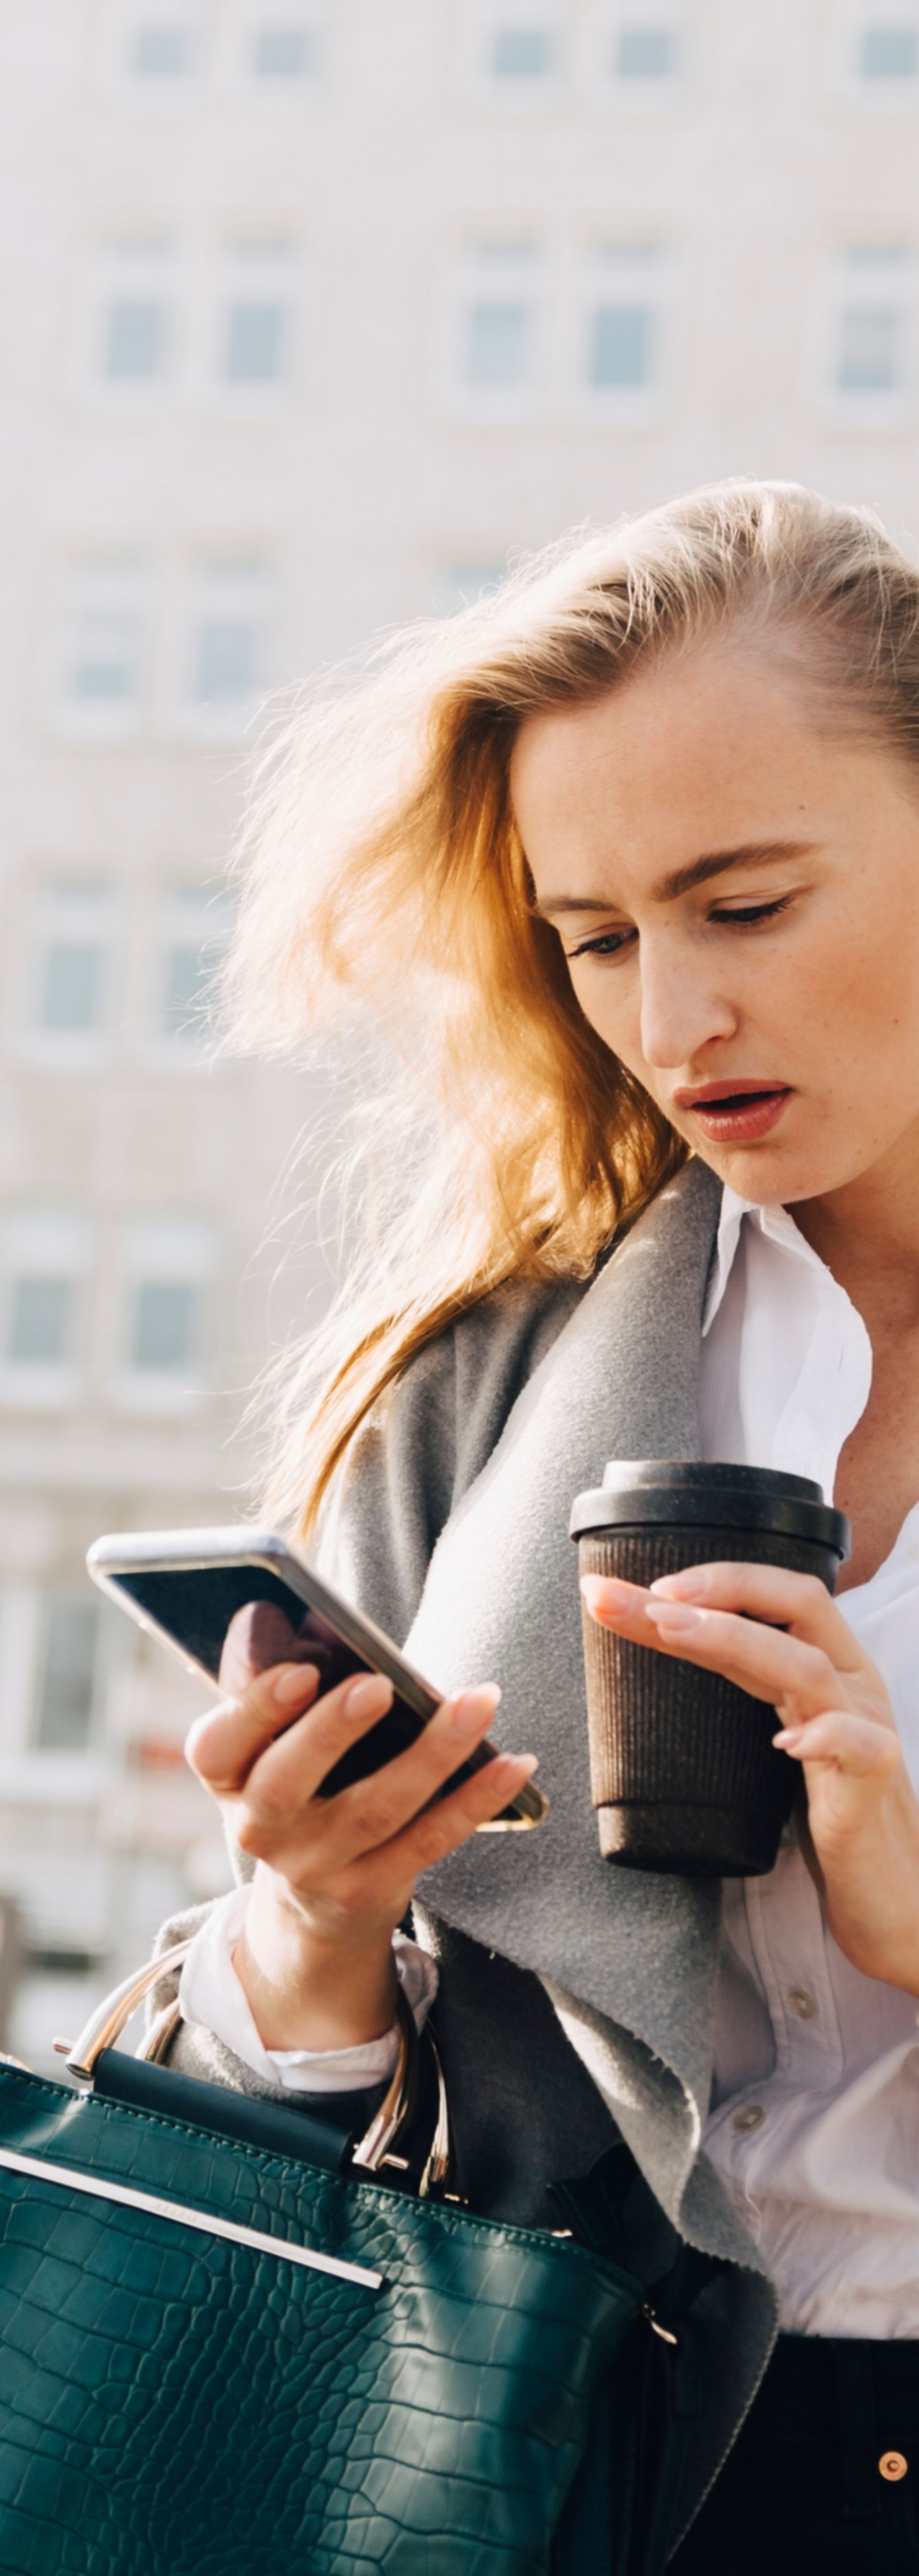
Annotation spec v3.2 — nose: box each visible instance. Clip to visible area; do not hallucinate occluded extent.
[638,933,738,1072]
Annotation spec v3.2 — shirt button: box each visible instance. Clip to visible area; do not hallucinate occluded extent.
[787,1986,817,2020]
[879,2453,909,2482]
[733,2104,766,2135]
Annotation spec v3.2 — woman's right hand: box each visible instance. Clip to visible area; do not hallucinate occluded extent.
[185,1643,537,2054]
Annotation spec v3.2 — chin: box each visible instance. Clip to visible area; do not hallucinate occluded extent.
[692,1135,849,1208]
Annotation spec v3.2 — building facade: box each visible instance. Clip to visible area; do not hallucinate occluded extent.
[1,0,917,2064]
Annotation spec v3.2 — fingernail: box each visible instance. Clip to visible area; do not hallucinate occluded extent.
[450,1684,502,1740]
[272,1662,320,1706]
[580,1576,644,1618]
[644,1601,706,1635]
[494,1752,539,1781]
[773,1728,804,1752]
[343,1674,393,1720]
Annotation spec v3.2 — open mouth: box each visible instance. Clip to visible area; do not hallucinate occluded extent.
[672,1083,792,1141]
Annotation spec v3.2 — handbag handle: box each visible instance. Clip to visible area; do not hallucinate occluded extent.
[59,1939,451,2193]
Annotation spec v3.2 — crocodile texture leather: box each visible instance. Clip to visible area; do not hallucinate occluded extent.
[0,2063,641,2575]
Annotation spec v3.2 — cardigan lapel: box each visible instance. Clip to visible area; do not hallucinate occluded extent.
[408,1156,725,2125]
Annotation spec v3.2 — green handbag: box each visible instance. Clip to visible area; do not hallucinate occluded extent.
[0,1944,645,2576]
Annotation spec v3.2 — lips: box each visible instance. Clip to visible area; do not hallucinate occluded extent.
[671,1083,792,1143]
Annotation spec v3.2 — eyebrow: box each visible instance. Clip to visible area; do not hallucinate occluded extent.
[532,839,817,919]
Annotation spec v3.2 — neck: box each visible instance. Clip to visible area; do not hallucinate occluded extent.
[793,1124,919,1332]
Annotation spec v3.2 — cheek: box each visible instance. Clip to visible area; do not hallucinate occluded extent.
[569,968,643,1074]
[740,906,919,1104]
[782,908,902,1055]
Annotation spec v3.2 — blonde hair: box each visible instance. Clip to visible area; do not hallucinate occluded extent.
[226,477,919,1533]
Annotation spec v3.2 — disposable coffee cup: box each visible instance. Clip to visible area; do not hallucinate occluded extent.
[569,1461,850,1877]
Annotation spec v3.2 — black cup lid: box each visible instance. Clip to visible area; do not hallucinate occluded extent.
[569,1458,850,1559]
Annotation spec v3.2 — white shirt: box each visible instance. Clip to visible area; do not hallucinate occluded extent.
[180,1182,919,2338]
[699,1186,919,2339]
[180,1886,436,2094]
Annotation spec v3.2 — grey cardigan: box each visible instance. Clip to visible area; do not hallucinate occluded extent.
[155,1157,778,2547]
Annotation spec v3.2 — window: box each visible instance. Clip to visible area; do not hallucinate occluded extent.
[155,884,233,1043]
[584,247,663,398]
[43,948,99,1029]
[133,24,193,75]
[467,301,530,384]
[225,300,284,382]
[590,303,652,385]
[461,245,539,396]
[132,1279,198,1371]
[9,1279,74,1367]
[33,885,112,1037]
[189,561,266,717]
[219,241,291,387]
[254,25,316,75]
[104,298,166,381]
[615,23,678,77]
[32,1595,101,1753]
[162,940,205,1032]
[196,615,254,699]
[62,560,148,719]
[437,561,507,611]
[837,305,903,387]
[860,25,919,77]
[832,249,912,397]
[120,1221,212,1396]
[491,26,551,76]
[1,1216,91,1396]
[93,241,173,391]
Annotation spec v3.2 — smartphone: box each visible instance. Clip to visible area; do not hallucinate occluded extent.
[86,1525,548,1832]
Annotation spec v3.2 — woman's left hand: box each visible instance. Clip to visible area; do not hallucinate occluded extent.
[581,1562,919,1995]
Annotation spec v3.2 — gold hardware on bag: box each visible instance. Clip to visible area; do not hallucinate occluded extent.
[350,1985,452,2192]
[62,1939,453,2192]
[64,1940,194,2083]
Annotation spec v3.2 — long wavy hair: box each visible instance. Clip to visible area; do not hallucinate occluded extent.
[225,477,919,1533]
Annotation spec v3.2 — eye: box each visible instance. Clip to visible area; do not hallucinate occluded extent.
[567,926,635,961]
[709,896,794,928]
[565,892,796,960]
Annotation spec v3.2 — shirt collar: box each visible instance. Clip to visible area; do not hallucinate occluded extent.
[702,1182,836,1336]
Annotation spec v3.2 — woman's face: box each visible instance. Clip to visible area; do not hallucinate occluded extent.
[511,644,919,1209]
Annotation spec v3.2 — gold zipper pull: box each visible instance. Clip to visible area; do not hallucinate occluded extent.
[643,2301,679,2347]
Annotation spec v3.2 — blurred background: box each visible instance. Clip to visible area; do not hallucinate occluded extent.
[1,0,916,2069]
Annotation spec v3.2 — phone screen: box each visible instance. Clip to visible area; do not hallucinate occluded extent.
[108,1563,440,1797]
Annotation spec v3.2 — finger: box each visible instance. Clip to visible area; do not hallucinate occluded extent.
[580,1575,670,1653]
[186,1660,325,1794]
[218,1601,305,1694]
[773,1711,901,1778]
[580,1572,814,1698]
[243,1669,422,1834]
[331,1683,501,1846]
[242,1668,410,1828]
[342,1752,540,1904]
[581,1565,864,1680]
[251,1680,504,1865]
[239,1689,512,1875]
[651,1561,864,1675]
[630,1595,847,1719]
[581,1569,871,1716]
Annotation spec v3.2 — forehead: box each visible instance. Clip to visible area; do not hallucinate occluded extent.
[509,648,836,888]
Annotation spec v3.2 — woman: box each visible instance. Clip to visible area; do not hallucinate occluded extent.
[159,480,919,2570]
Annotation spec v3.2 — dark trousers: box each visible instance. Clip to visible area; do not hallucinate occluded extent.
[671,2332,919,2574]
